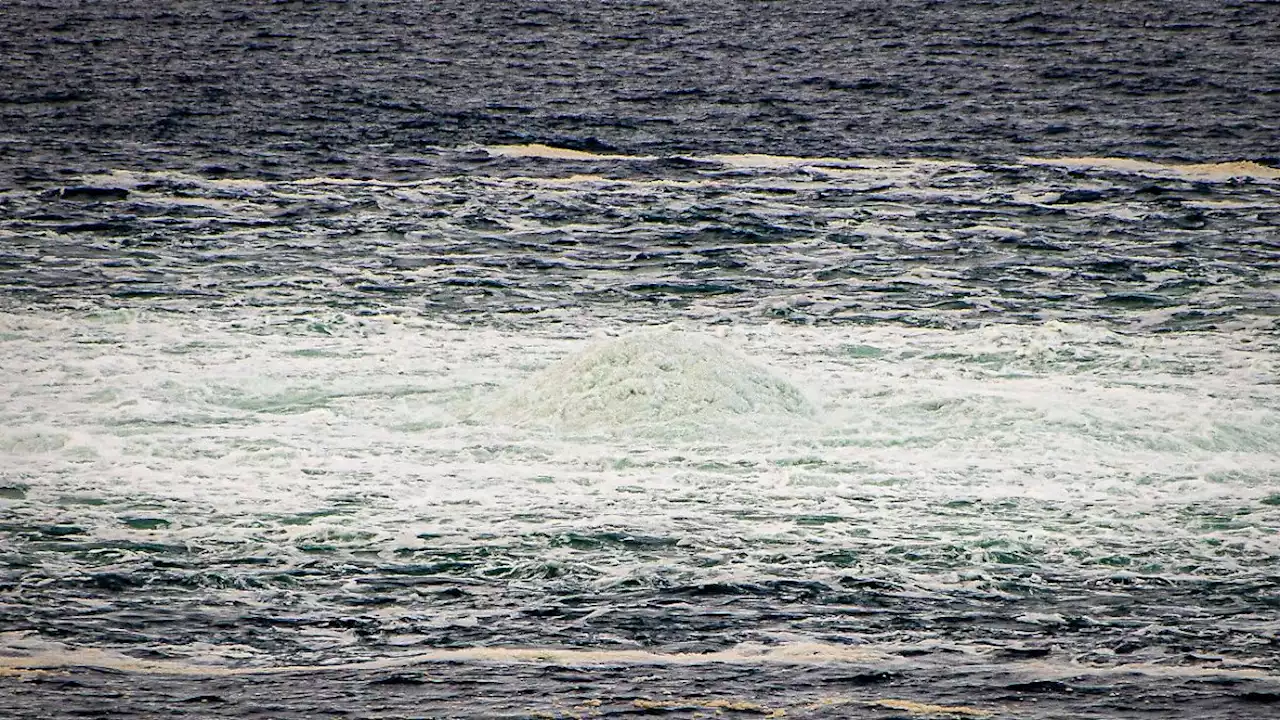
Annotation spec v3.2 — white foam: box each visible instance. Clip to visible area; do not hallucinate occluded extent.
[1,310,1277,669]
[490,330,814,436]
[486,143,652,162]
[1023,156,1280,181]
[2,631,1272,685]
[0,633,893,674]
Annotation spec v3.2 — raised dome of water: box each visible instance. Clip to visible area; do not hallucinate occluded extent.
[495,331,813,436]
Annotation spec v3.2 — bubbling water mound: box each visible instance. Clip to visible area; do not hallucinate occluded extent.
[496,331,814,436]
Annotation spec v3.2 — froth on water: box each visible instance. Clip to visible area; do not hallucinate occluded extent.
[490,329,814,437]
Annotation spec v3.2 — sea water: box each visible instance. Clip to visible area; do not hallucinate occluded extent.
[1,148,1278,717]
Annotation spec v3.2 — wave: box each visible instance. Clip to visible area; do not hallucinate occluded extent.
[489,329,814,436]
[486,143,1280,181]
[3,632,1273,685]
[1022,156,1280,181]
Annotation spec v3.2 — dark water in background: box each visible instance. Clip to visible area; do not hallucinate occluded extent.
[2,2,1280,719]
[2,0,1279,186]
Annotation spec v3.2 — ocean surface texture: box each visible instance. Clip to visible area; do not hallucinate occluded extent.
[2,2,1279,719]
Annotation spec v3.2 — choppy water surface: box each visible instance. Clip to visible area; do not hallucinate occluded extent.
[4,0,1280,182]
[1,148,1278,718]
[3,149,1278,331]
[3,0,1280,714]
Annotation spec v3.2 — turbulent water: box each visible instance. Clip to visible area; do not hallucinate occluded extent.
[3,2,1280,719]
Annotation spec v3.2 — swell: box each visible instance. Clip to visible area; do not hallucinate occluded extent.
[3,0,1279,185]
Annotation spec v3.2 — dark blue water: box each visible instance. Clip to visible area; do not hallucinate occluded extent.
[1,2,1278,718]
